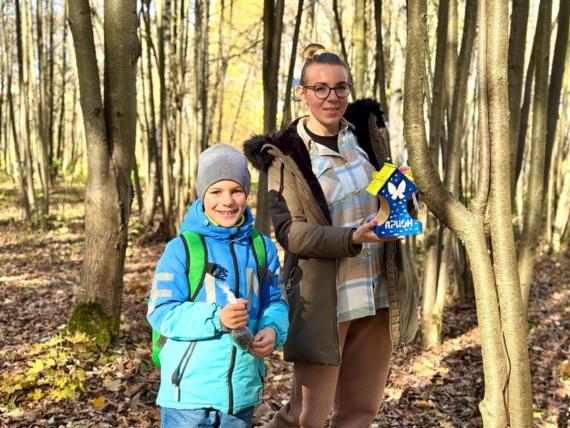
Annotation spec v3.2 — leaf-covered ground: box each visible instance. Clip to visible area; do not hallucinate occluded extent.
[0,186,568,427]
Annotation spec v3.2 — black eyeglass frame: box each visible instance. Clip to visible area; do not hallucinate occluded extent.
[301,83,352,100]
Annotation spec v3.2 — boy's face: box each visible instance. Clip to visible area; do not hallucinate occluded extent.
[203,180,247,227]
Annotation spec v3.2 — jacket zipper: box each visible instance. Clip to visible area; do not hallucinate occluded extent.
[227,238,239,414]
[171,341,196,401]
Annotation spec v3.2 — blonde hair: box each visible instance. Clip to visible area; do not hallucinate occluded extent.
[299,43,348,85]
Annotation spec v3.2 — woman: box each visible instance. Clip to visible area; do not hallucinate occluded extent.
[245,44,418,427]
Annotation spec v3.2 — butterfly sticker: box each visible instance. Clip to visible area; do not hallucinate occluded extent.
[388,181,406,200]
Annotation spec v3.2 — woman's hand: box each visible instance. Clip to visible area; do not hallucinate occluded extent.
[351,217,400,245]
[220,298,248,330]
[250,327,276,358]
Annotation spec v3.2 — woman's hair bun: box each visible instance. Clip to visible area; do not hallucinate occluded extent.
[301,43,327,61]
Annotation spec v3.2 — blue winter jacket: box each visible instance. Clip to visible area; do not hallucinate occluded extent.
[147,200,288,414]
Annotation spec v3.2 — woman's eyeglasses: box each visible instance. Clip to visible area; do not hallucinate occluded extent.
[302,83,352,99]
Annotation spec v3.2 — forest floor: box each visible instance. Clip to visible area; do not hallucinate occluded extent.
[0,184,568,428]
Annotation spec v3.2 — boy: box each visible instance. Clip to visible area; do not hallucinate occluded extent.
[147,144,288,427]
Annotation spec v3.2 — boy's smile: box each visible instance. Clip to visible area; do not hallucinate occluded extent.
[203,180,247,227]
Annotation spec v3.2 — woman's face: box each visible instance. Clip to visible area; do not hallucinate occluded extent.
[298,63,350,135]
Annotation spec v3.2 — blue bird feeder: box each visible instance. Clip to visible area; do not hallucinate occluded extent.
[365,163,423,238]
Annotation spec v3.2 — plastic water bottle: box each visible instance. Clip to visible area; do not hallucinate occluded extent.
[218,284,254,350]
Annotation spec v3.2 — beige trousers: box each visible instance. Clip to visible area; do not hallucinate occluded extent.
[269,309,392,428]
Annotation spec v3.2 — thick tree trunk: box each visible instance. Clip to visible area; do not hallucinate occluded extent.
[67,0,139,347]
[405,0,532,425]
[486,0,533,424]
[518,0,551,318]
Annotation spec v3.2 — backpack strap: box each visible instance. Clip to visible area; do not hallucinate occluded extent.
[180,231,208,301]
[152,231,210,369]
[250,228,270,283]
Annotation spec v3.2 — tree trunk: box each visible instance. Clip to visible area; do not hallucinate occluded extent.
[421,0,448,349]
[158,0,176,238]
[552,149,570,255]
[258,0,284,234]
[35,0,50,223]
[141,0,160,227]
[518,0,551,318]
[388,4,406,163]
[332,0,353,82]
[373,0,388,114]
[508,0,530,194]
[281,0,303,130]
[429,0,476,346]
[67,0,139,348]
[486,0,533,423]
[15,0,37,217]
[514,37,537,189]
[353,0,366,98]
[405,0,532,425]
[543,1,569,187]
[444,0,457,121]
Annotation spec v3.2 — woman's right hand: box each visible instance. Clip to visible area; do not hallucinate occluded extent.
[352,217,399,244]
[220,298,248,329]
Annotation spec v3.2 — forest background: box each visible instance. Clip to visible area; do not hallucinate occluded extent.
[0,0,568,426]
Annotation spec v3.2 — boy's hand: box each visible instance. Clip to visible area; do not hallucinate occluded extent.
[250,327,276,358]
[220,298,248,330]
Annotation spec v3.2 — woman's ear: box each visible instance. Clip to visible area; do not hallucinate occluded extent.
[295,85,305,103]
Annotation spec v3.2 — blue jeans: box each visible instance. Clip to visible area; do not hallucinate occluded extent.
[160,406,254,428]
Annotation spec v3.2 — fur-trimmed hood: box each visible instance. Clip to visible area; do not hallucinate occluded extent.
[243,98,386,173]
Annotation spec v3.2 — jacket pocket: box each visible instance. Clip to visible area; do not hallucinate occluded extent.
[284,253,300,291]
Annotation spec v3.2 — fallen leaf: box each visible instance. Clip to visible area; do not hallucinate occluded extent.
[92,395,105,409]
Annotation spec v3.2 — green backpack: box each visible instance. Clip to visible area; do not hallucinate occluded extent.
[151,229,267,368]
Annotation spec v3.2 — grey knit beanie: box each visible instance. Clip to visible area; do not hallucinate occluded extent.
[196,144,251,200]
